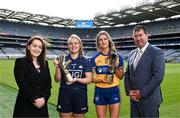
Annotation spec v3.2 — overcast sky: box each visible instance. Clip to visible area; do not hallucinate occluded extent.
[1,0,156,19]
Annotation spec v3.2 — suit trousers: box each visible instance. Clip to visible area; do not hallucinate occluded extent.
[130,100,160,117]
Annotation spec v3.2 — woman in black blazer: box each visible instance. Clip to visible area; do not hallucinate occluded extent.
[13,36,52,117]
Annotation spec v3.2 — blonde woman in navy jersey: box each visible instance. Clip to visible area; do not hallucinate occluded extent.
[54,34,92,118]
[90,31,124,118]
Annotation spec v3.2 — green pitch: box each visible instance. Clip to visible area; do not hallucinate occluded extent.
[0,59,180,117]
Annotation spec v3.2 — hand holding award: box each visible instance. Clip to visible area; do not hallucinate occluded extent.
[106,52,118,83]
[57,55,73,82]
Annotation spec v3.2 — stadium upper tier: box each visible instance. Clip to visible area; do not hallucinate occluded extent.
[0,17,180,51]
[0,17,180,39]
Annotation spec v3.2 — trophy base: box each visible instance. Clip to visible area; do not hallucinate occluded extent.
[106,74,113,83]
[66,73,73,82]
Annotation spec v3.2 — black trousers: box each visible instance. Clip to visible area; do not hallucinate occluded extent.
[130,100,160,118]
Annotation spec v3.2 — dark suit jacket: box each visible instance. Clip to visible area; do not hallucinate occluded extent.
[13,57,52,117]
[124,44,165,105]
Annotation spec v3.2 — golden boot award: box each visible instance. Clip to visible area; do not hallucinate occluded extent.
[106,52,118,83]
[57,55,73,82]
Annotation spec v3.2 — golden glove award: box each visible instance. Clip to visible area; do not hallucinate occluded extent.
[57,55,73,82]
[106,52,118,83]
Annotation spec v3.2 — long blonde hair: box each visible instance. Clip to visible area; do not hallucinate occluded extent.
[96,31,116,53]
[67,34,84,55]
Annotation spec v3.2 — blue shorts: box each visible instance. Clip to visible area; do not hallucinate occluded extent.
[93,86,121,105]
[57,89,88,114]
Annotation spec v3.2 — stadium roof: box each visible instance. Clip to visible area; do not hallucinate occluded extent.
[0,9,74,27]
[0,0,180,27]
[94,0,180,27]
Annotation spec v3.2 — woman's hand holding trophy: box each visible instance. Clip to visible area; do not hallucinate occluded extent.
[106,52,118,83]
[56,55,74,83]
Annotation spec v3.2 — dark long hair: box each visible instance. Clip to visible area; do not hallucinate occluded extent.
[26,36,47,68]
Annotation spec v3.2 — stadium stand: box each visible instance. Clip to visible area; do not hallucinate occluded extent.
[0,0,180,62]
[0,48,7,59]
[1,47,24,58]
[0,18,180,62]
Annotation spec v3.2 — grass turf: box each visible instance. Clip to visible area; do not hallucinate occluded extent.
[0,59,180,117]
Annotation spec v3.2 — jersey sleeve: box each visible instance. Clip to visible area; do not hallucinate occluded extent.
[118,54,124,68]
[84,58,92,72]
[90,56,96,68]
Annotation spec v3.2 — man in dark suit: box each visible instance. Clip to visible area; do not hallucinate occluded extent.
[124,25,165,117]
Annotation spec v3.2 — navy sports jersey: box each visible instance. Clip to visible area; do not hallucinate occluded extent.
[60,54,92,90]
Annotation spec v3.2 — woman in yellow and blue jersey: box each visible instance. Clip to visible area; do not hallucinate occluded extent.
[90,31,124,118]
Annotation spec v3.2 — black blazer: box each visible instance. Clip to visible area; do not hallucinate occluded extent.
[13,57,52,117]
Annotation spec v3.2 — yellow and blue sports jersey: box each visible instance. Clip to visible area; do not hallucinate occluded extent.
[90,52,123,88]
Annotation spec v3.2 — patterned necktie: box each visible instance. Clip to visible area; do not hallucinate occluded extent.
[133,49,143,70]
